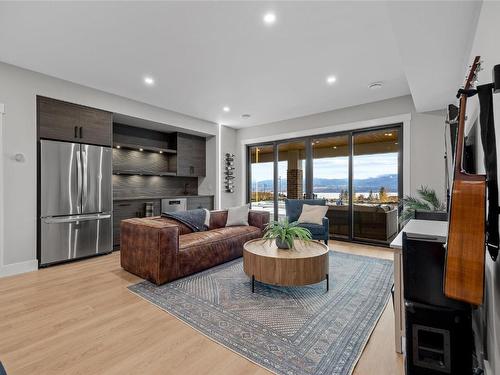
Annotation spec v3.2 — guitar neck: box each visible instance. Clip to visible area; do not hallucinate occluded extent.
[454,94,468,178]
[453,55,481,179]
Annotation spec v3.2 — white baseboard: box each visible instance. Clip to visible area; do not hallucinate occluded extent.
[0,259,38,278]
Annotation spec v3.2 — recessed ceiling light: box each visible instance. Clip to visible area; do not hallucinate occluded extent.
[159,151,163,154]
[144,76,155,86]
[263,12,276,25]
[326,76,337,85]
[332,146,337,149]
[368,82,383,90]
[116,145,121,149]
[223,106,230,112]
[139,148,144,152]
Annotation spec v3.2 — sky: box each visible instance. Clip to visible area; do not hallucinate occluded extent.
[251,152,398,181]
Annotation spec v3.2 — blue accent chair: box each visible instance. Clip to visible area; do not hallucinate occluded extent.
[285,199,329,245]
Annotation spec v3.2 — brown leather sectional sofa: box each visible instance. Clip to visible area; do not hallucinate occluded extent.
[120,209,270,285]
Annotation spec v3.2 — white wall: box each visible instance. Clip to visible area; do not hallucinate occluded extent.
[0,62,217,276]
[235,95,446,206]
[466,2,500,374]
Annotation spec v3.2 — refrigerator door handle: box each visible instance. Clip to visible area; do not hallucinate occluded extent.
[81,148,88,209]
[42,213,112,224]
[76,147,83,213]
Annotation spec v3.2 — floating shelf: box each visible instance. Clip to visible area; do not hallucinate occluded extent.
[113,143,177,154]
[113,170,177,177]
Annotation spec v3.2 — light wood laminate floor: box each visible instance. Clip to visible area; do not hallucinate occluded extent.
[0,241,403,375]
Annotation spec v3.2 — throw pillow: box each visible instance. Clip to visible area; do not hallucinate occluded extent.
[297,204,328,225]
[226,204,249,227]
[203,208,211,228]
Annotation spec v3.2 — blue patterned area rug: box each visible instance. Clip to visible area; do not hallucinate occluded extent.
[129,251,393,375]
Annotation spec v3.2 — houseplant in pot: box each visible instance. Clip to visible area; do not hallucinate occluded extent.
[263,220,312,249]
[399,185,446,224]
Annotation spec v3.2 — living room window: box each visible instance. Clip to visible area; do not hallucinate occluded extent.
[312,134,350,240]
[247,123,403,245]
[249,144,275,217]
[277,140,307,220]
[352,127,401,243]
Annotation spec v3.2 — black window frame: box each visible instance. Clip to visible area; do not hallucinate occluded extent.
[246,123,404,245]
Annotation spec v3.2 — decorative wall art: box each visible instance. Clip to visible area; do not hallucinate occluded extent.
[224,153,235,193]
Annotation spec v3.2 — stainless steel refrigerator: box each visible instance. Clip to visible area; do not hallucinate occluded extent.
[39,140,112,266]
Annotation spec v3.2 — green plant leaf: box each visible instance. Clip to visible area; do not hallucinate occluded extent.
[417,185,445,210]
[399,185,445,224]
[263,220,312,248]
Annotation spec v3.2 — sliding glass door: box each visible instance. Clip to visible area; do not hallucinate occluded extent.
[312,135,350,239]
[248,124,402,245]
[249,144,275,216]
[352,127,401,244]
[277,141,307,220]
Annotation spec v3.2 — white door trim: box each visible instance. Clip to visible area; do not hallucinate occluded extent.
[0,103,4,272]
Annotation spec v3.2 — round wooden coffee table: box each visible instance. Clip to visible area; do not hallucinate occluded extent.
[243,238,330,292]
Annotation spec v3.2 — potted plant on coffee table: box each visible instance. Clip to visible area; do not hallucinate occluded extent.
[263,220,312,249]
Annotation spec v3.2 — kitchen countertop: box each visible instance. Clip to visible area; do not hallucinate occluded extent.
[113,195,214,201]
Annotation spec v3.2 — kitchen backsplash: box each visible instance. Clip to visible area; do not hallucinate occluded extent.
[113,175,198,199]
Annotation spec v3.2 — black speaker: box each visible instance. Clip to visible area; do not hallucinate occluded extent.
[405,302,472,375]
[494,64,500,93]
[402,234,468,310]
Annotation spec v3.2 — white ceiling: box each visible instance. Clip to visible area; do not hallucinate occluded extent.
[387,1,482,113]
[0,1,482,128]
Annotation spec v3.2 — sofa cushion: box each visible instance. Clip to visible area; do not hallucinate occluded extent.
[178,226,262,278]
[180,226,260,249]
[297,223,326,236]
[137,216,193,235]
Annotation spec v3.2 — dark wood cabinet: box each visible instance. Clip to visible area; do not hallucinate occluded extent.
[78,106,113,145]
[37,96,112,146]
[113,199,161,248]
[38,96,81,142]
[176,133,206,177]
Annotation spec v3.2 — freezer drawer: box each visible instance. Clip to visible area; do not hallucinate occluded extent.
[40,213,112,265]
